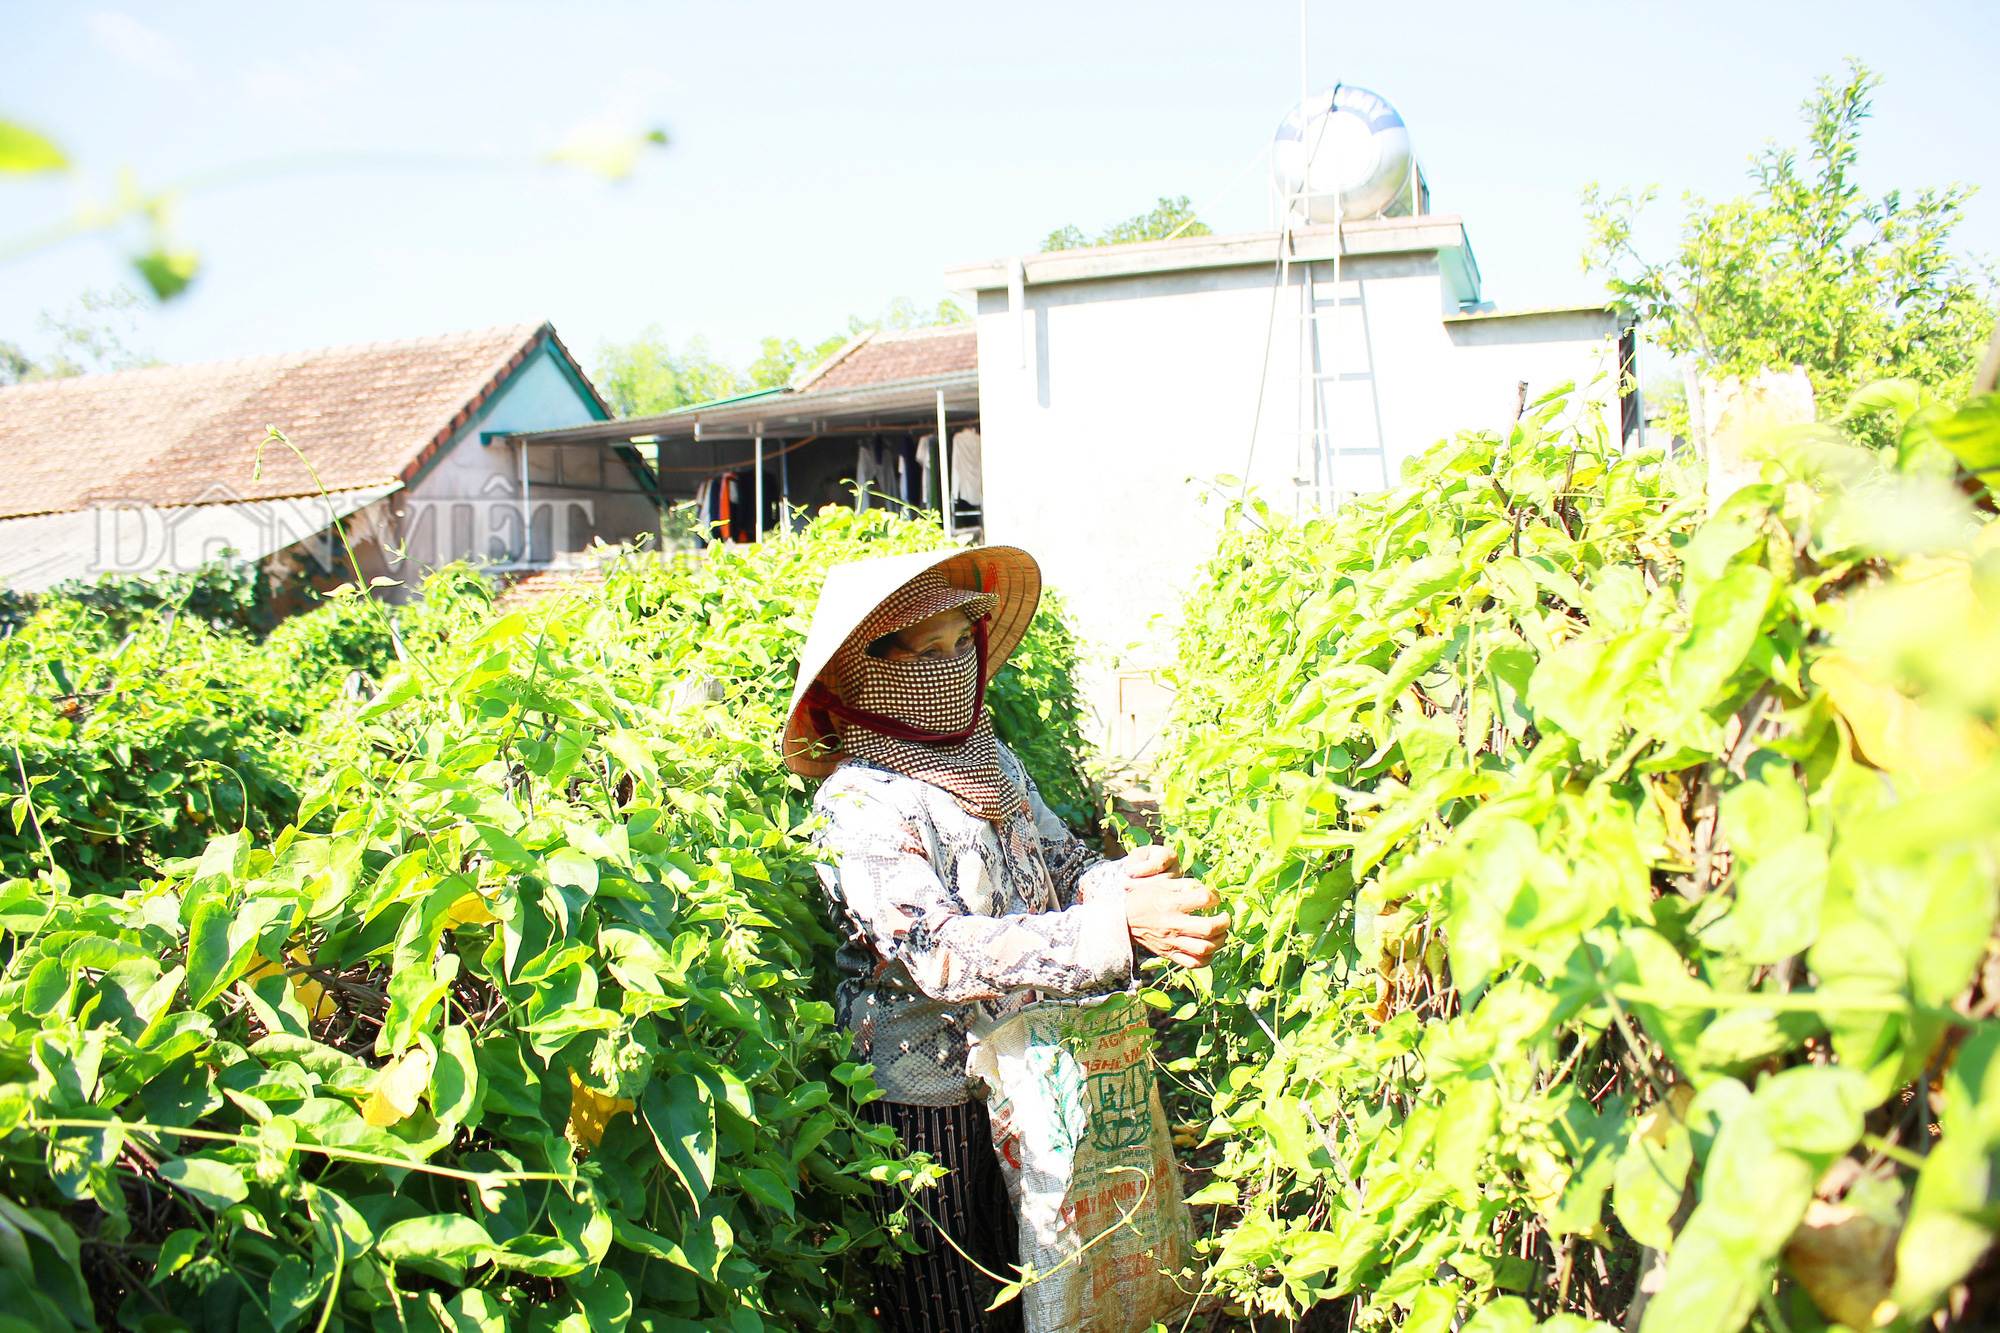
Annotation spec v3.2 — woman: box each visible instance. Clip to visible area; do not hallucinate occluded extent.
[782,546,1230,1333]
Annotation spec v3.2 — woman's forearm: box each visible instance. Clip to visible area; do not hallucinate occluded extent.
[901,893,1133,1003]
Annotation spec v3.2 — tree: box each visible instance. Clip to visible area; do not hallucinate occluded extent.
[1042,195,1210,253]
[1583,60,1996,422]
[595,297,970,414]
[590,329,744,417]
[0,285,159,385]
[747,334,842,390]
[749,296,969,386]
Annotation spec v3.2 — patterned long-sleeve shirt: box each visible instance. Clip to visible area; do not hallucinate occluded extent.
[812,744,1134,1105]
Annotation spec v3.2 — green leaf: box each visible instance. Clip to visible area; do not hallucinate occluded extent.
[1253,1098,1316,1178]
[572,1267,632,1333]
[611,1216,725,1282]
[267,1254,329,1333]
[357,670,423,720]
[1691,1007,1818,1071]
[1893,1024,2000,1315]
[183,895,239,1008]
[440,1289,508,1333]
[1529,630,1670,761]
[1718,773,1807,863]
[376,1214,495,1279]
[22,956,69,1018]
[469,612,530,648]
[0,121,66,173]
[471,822,534,870]
[377,956,458,1056]
[430,1024,482,1127]
[1433,1079,1498,1205]
[1728,832,1828,964]
[644,1073,715,1207]
[546,847,601,900]
[133,248,200,301]
[157,1156,247,1211]
[1613,1110,1692,1250]
[1276,1229,1343,1280]
[1840,378,1923,426]
[1671,565,1775,704]
[733,1166,795,1218]
[1462,1296,1536,1333]
[0,1196,90,1327]
[1404,1285,1461,1333]
[150,1228,203,1284]
[1928,393,2000,476]
[1642,1066,1868,1333]
[249,1034,363,1079]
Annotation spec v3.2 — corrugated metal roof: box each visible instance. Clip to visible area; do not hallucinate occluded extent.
[0,485,396,593]
[0,324,559,520]
[513,324,980,447]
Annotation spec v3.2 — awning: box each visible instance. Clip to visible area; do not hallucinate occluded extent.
[0,484,400,594]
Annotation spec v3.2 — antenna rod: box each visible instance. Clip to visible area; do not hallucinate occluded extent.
[1300,0,1309,151]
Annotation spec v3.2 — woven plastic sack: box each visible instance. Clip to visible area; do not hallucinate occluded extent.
[967,993,1198,1333]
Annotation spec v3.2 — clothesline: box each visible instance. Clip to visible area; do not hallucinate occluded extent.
[648,435,820,475]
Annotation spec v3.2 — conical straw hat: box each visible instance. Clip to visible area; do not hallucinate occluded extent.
[783,545,1041,777]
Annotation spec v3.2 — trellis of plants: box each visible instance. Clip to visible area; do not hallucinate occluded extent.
[1154,381,2000,1333]
[0,506,1096,1333]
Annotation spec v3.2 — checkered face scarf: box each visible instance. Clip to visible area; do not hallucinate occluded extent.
[821,575,1026,823]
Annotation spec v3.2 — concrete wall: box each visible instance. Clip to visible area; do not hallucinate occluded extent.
[963,237,1620,763]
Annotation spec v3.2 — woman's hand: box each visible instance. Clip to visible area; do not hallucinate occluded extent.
[1119,844,1180,879]
[1125,876,1230,969]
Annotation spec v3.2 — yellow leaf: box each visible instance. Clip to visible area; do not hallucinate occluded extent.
[248,950,337,1021]
[1643,774,1694,868]
[1815,654,1994,787]
[1521,1144,1570,1218]
[1784,1199,1897,1331]
[287,948,336,1022]
[542,125,669,182]
[363,1047,435,1127]
[441,892,499,928]
[0,121,68,174]
[1632,1084,1696,1149]
[565,1068,636,1149]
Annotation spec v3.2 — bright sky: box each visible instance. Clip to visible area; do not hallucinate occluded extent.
[3,0,1996,381]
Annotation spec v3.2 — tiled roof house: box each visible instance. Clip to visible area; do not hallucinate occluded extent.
[0,323,661,595]
[499,321,984,541]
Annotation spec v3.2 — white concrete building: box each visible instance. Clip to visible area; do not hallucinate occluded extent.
[945,217,1630,763]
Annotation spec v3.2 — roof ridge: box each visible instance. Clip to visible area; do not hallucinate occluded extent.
[0,322,569,520]
[791,328,877,391]
[395,322,550,485]
[870,322,973,343]
[0,322,547,393]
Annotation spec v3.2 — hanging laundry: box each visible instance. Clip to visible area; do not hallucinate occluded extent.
[691,477,717,547]
[917,434,936,512]
[897,437,922,513]
[854,437,892,511]
[952,429,984,506]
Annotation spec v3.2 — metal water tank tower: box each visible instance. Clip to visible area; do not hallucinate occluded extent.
[1271,84,1417,224]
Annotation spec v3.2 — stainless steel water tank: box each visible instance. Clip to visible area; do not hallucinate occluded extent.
[1271,84,1415,223]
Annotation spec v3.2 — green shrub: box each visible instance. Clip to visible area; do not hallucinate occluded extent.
[0,508,1098,1332]
[1157,386,2000,1331]
[0,597,309,892]
[43,553,278,639]
[259,586,400,698]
